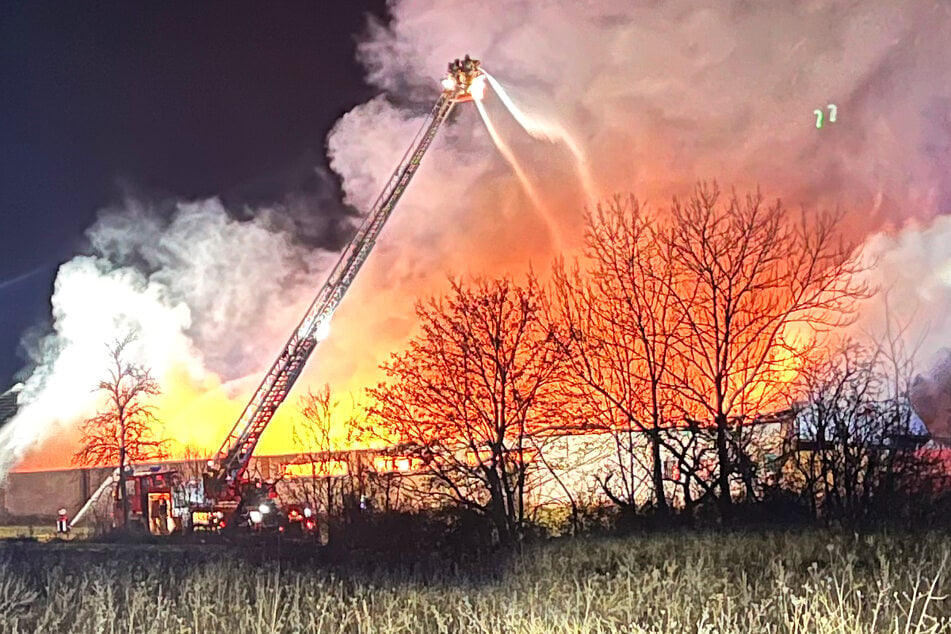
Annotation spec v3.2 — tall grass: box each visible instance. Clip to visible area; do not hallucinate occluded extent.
[0,530,948,633]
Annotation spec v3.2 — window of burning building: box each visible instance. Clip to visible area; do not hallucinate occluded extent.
[373,455,425,474]
[283,460,349,478]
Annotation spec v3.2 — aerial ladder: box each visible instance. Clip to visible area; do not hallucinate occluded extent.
[188,56,486,528]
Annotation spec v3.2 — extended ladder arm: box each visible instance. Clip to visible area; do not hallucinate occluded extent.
[206,89,467,499]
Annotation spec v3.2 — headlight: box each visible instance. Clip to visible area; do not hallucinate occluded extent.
[258,503,270,515]
[315,319,332,341]
[249,510,263,524]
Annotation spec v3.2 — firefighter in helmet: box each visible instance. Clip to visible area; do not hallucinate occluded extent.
[56,508,69,534]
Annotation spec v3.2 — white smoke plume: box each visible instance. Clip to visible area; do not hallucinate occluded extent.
[854,216,951,365]
[3,0,950,476]
[0,198,335,478]
[88,199,335,378]
[857,215,951,440]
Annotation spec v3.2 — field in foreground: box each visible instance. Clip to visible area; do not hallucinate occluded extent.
[0,530,948,633]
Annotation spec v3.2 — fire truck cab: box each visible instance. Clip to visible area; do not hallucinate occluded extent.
[116,466,180,535]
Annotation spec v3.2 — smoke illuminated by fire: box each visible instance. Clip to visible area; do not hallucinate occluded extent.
[473,87,563,252]
[3,0,951,475]
[482,72,597,206]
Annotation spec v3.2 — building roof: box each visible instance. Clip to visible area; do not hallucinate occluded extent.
[0,385,19,427]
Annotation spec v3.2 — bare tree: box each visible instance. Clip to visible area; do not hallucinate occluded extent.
[293,386,337,515]
[171,443,209,484]
[550,196,682,515]
[73,333,168,528]
[291,386,370,541]
[790,326,937,525]
[664,183,866,516]
[368,275,566,544]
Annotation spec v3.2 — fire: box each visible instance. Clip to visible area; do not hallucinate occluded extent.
[152,364,243,456]
[373,455,424,473]
[13,357,374,471]
[155,362,371,460]
[284,460,349,478]
[733,348,804,417]
[7,38,885,478]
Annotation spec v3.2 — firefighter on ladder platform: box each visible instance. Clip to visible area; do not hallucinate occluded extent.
[56,508,69,535]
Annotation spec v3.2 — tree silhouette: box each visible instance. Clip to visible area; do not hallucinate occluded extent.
[73,333,168,528]
[664,183,866,515]
[292,386,368,542]
[368,276,566,544]
[551,195,682,514]
[791,327,937,525]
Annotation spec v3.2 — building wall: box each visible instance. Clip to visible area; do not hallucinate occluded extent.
[0,455,301,523]
[0,467,113,521]
[0,420,792,523]
[526,422,791,509]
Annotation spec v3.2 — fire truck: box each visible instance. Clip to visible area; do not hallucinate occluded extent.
[112,57,484,536]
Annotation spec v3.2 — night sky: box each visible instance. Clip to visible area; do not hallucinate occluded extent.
[0,1,387,388]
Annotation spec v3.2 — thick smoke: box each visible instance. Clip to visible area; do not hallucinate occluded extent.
[352,1,950,219]
[854,216,951,363]
[3,1,950,476]
[88,199,335,378]
[0,199,337,477]
[328,0,951,428]
[860,215,951,440]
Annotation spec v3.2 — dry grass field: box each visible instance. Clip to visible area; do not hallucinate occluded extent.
[0,530,948,633]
